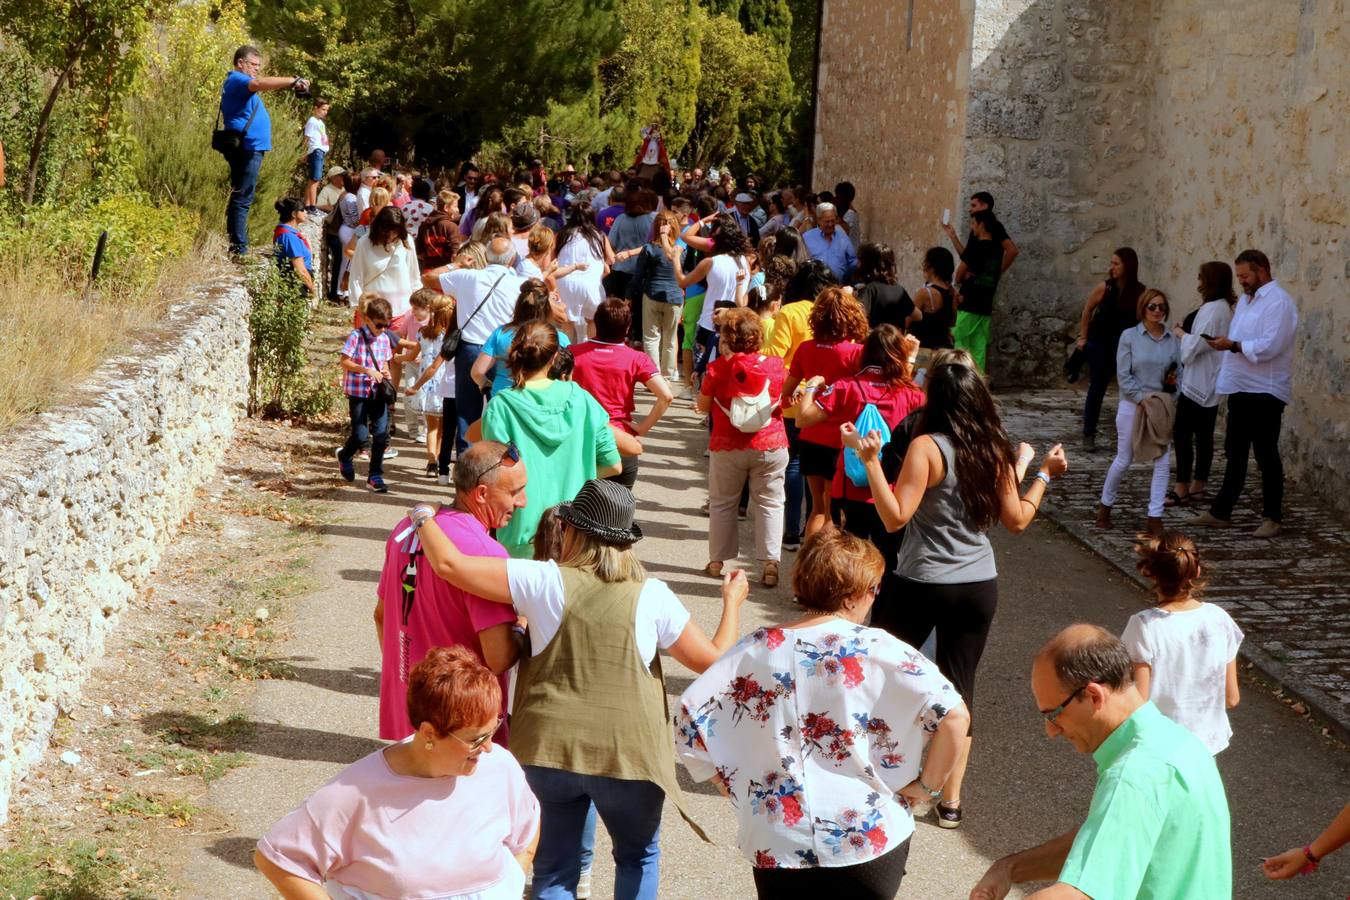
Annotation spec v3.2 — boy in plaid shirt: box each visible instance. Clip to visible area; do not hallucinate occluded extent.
[336,296,410,492]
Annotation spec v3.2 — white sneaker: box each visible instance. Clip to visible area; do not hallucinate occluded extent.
[437,473,449,486]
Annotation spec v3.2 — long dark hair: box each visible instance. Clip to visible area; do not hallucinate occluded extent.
[859,324,914,387]
[709,216,751,257]
[917,362,1016,531]
[468,185,505,229]
[783,259,838,304]
[1198,261,1237,305]
[509,279,553,329]
[772,226,808,265]
[856,242,897,285]
[507,320,560,388]
[1111,246,1144,306]
[369,206,409,249]
[558,201,606,259]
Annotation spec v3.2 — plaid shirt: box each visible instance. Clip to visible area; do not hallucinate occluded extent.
[341,327,395,398]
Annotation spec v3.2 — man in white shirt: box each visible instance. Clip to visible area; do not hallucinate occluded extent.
[356,167,378,213]
[1189,249,1298,537]
[422,236,525,454]
[302,98,331,208]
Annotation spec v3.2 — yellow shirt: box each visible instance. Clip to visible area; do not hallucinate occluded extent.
[765,300,814,418]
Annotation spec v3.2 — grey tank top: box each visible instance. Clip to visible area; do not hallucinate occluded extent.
[894,433,997,584]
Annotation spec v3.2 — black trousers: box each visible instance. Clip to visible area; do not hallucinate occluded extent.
[1211,391,1285,522]
[752,838,909,899]
[870,576,998,733]
[437,396,457,476]
[1173,394,1219,484]
[605,454,640,490]
[1082,338,1117,439]
[833,498,903,583]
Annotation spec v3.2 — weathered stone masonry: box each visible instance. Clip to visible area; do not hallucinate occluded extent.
[815,0,1348,511]
[0,276,250,824]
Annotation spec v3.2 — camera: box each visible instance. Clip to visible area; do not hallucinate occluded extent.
[292,77,312,99]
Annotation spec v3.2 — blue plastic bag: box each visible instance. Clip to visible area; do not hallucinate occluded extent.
[844,402,892,486]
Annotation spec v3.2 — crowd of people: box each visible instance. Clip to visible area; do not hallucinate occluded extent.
[216,44,1334,900]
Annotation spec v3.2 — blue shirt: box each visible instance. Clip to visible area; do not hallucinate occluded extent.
[1115,323,1179,405]
[273,225,312,274]
[802,227,857,282]
[220,70,272,152]
[480,325,572,395]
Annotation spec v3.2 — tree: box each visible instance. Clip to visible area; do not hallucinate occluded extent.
[0,0,163,202]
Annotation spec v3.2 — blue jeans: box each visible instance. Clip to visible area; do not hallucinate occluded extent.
[337,395,389,477]
[783,418,807,541]
[227,149,264,255]
[454,341,484,454]
[524,766,663,900]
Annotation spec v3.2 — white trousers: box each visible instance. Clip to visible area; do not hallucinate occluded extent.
[1100,399,1171,518]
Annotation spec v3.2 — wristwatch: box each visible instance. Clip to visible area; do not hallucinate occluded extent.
[1228,340,1242,354]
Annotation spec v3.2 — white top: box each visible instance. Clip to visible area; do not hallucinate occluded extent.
[357,184,372,214]
[349,236,421,318]
[1178,300,1235,408]
[842,207,860,240]
[520,257,545,280]
[1122,603,1244,754]
[698,254,745,331]
[505,560,690,665]
[303,116,330,155]
[1214,279,1298,404]
[555,235,606,330]
[439,266,526,345]
[676,622,958,869]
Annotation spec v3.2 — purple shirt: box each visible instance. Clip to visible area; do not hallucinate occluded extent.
[596,203,624,234]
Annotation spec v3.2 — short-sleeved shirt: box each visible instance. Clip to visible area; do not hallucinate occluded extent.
[676,622,958,869]
[256,743,539,899]
[1058,702,1232,899]
[958,239,1004,316]
[855,282,915,331]
[303,116,329,154]
[788,341,864,447]
[596,203,624,233]
[219,70,271,152]
[1122,604,1243,754]
[571,340,659,434]
[439,266,525,345]
[340,327,394,398]
[376,510,516,743]
[702,353,789,452]
[480,325,572,396]
[505,560,689,665]
[814,371,925,502]
[273,225,313,274]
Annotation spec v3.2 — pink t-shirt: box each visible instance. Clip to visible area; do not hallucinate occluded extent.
[257,744,539,899]
[788,340,864,447]
[570,340,659,435]
[378,510,516,743]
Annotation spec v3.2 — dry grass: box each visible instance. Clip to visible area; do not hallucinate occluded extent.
[0,236,228,430]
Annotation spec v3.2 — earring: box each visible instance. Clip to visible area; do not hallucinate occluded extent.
[424,741,434,751]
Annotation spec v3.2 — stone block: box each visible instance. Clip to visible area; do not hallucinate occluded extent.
[965,91,1046,140]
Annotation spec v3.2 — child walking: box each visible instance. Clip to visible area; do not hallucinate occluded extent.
[336,295,405,493]
[404,289,456,479]
[1122,531,1243,753]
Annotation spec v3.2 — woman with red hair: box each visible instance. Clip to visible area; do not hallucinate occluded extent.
[254,646,539,898]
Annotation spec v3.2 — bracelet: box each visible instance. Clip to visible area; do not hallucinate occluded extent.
[916,776,942,799]
[1035,471,1052,487]
[1298,844,1319,874]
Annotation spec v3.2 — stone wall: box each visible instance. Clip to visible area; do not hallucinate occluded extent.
[0,276,250,824]
[813,0,976,280]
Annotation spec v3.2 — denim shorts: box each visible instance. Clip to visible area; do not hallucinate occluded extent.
[307,149,326,181]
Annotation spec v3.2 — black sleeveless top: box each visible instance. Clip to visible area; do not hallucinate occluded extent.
[911,283,956,349]
[1088,279,1143,343]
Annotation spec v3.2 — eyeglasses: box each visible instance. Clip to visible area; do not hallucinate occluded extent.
[479,443,521,481]
[1041,685,1086,723]
[1144,303,1166,313]
[449,717,503,751]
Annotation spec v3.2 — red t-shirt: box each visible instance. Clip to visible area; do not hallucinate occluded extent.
[814,370,926,502]
[570,340,659,435]
[377,509,516,744]
[702,353,789,452]
[788,340,864,447]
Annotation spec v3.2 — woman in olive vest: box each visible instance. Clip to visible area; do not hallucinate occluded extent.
[410,478,748,900]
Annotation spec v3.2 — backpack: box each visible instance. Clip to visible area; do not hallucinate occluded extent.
[844,401,892,486]
[714,355,776,433]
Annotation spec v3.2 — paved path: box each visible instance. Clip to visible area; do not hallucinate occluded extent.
[998,389,1350,743]
[181,391,1348,897]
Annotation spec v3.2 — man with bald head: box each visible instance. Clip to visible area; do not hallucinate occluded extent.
[971,624,1231,900]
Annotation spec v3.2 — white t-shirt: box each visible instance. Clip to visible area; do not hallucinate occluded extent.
[698,254,745,330]
[303,116,330,154]
[506,560,690,666]
[439,266,525,345]
[1122,603,1244,754]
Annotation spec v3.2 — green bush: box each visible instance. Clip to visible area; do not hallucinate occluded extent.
[246,260,336,419]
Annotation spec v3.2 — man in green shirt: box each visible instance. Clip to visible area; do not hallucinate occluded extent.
[970,624,1232,899]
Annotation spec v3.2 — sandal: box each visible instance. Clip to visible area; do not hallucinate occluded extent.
[1164,490,1189,508]
[702,561,724,578]
[761,561,779,588]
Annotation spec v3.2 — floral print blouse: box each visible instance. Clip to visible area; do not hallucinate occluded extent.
[675,621,957,869]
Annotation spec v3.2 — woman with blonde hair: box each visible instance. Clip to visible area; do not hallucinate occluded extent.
[409,479,749,899]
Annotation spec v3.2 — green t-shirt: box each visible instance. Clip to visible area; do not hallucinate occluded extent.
[1059,702,1232,899]
[481,379,620,557]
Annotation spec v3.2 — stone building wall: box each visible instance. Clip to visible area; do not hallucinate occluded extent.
[813,0,976,281]
[0,276,250,824]
[815,0,1349,510]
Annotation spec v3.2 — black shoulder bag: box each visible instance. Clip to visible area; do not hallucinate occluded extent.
[440,271,508,361]
[212,90,260,158]
[358,328,399,405]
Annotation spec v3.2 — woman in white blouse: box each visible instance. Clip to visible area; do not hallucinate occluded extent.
[349,206,422,320]
[676,527,969,897]
[1169,262,1237,507]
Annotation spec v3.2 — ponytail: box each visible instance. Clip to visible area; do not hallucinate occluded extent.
[506,320,560,388]
[1135,530,1205,603]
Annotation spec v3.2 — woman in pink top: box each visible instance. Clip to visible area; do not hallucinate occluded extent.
[570,298,674,489]
[783,286,869,540]
[255,647,539,899]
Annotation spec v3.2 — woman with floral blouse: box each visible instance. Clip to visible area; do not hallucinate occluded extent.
[675,527,970,897]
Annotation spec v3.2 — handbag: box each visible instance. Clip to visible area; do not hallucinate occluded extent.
[212,90,260,158]
[358,328,399,405]
[440,271,508,361]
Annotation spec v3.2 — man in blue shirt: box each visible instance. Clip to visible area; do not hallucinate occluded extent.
[220,45,310,256]
[801,202,856,282]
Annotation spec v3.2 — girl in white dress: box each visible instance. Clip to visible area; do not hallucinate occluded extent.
[405,291,456,477]
[1122,531,1243,754]
[553,202,613,336]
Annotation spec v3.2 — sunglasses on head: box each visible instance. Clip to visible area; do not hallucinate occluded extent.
[480,443,521,480]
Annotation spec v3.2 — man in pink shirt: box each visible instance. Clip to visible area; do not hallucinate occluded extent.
[375,440,528,745]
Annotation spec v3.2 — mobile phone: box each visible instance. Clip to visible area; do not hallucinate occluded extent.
[942,208,951,226]
[1200,333,1216,340]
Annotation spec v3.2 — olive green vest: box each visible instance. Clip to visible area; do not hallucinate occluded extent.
[511,567,707,841]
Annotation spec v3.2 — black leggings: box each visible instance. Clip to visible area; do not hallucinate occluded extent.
[752,838,909,898]
[870,577,998,733]
[832,499,903,582]
[1173,394,1219,484]
[605,454,640,490]
[438,396,457,476]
